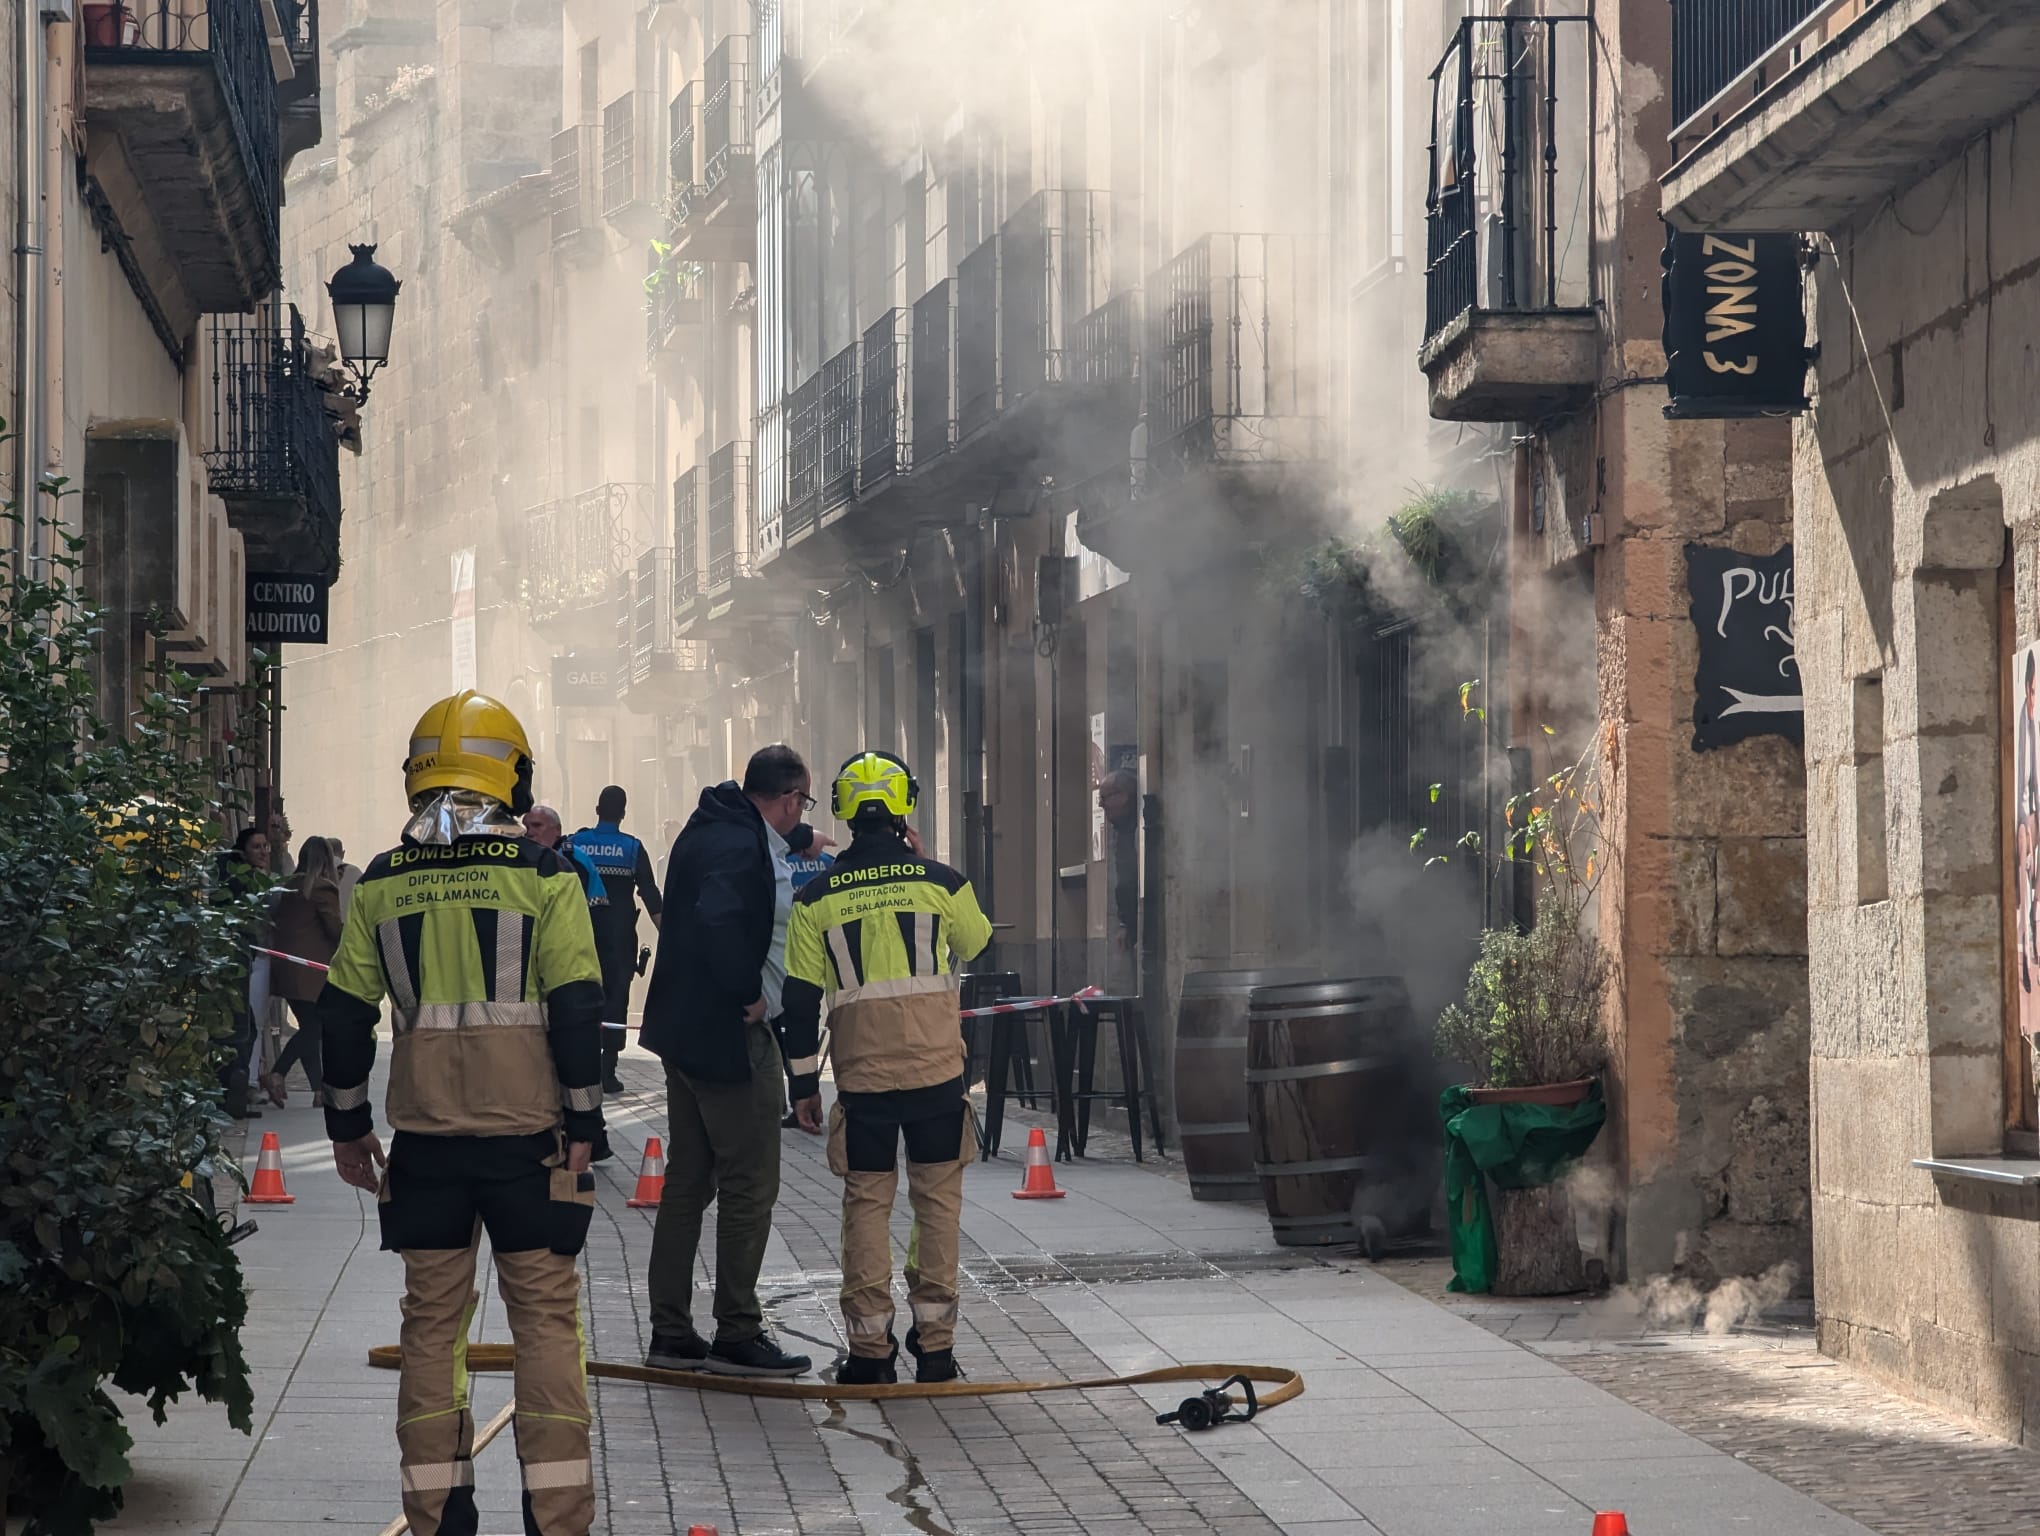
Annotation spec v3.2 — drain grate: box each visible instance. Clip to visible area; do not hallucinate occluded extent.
[961,1249,1336,1293]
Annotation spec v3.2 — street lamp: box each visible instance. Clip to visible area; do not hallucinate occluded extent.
[326,243,401,400]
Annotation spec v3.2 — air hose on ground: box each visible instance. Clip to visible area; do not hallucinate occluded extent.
[368,1347,1305,1534]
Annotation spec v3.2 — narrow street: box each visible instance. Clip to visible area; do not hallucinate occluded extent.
[102,1044,1981,1536]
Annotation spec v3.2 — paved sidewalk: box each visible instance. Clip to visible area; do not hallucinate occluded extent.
[1385,1258,2040,1536]
[107,1044,1893,1535]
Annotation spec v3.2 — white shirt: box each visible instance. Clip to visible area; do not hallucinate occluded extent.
[761,820,794,1019]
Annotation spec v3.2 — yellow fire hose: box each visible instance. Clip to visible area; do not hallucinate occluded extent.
[368,1347,1305,1535]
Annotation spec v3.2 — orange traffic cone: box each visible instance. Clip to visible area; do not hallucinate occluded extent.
[1011,1126,1065,1200]
[687,1526,719,1536]
[245,1131,295,1205]
[626,1136,666,1208]
[1591,1515,1630,1536]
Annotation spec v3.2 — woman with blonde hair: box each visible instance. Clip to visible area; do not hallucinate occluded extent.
[264,835,344,1106]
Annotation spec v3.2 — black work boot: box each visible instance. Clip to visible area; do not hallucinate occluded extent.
[602,1045,624,1095]
[905,1326,960,1384]
[834,1337,899,1386]
[645,1329,710,1371]
[705,1331,812,1378]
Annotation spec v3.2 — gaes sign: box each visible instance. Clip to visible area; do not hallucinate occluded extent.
[245,572,330,645]
[552,653,612,708]
[1661,226,1812,420]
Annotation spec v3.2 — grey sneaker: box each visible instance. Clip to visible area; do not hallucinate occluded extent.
[703,1331,812,1378]
[645,1330,710,1370]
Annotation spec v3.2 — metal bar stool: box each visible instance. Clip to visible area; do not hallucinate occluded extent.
[1062,995,1165,1163]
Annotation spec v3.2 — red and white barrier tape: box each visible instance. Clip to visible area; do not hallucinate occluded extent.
[254,946,331,974]
[958,985,1104,1019]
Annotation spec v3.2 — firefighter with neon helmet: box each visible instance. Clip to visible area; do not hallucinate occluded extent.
[780,751,993,1384]
[310,690,606,1536]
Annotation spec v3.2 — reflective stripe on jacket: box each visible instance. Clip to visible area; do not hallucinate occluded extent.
[317,834,607,1140]
[780,830,993,1097]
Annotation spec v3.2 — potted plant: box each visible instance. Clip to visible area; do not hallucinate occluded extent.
[81,3,140,47]
[1422,707,1613,1295]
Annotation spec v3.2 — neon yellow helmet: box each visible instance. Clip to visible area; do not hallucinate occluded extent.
[831,750,918,822]
[403,690,536,812]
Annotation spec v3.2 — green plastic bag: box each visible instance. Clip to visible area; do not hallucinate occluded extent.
[1440,1081,1607,1294]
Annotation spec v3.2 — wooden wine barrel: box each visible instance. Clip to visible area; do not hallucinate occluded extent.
[1246,976,1425,1247]
[1172,968,1317,1202]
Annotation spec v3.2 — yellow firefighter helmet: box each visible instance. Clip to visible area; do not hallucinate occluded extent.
[830,750,918,823]
[402,691,536,811]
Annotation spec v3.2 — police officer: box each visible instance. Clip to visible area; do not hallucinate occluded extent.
[572,786,663,1093]
[781,751,993,1385]
[315,690,607,1536]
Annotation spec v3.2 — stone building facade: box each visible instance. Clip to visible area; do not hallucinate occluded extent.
[7,6,334,823]
[1417,0,1810,1286]
[1665,0,2040,1435]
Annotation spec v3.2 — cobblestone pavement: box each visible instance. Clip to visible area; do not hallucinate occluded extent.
[1383,1257,2040,1536]
[107,1042,1906,1535]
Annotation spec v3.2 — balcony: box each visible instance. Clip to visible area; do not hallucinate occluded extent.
[786,373,821,538]
[911,279,955,470]
[668,83,700,223]
[1076,288,1141,390]
[784,340,861,547]
[819,341,859,510]
[620,546,709,710]
[524,482,652,628]
[603,91,657,232]
[859,307,912,490]
[646,252,706,367]
[1144,233,1328,475]
[550,124,601,254]
[1662,0,2040,231]
[82,0,283,318]
[1001,190,1114,408]
[956,235,1001,441]
[674,36,755,262]
[1418,16,1596,423]
[704,440,753,595]
[276,0,322,174]
[673,466,702,623]
[205,302,343,581]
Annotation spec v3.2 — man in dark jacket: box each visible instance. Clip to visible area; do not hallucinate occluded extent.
[639,745,815,1377]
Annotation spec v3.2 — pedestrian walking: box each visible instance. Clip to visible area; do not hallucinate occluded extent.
[572,786,663,1093]
[637,745,815,1378]
[312,689,607,1536]
[782,751,993,1385]
[263,834,344,1107]
[216,824,271,1121]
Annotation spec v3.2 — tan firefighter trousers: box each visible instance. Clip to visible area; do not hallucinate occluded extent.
[397,1236,592,1536]
[829,1099,976,1357]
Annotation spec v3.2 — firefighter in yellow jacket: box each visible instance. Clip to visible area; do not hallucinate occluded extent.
[781,751,993,1385]
[314,691,607,1536]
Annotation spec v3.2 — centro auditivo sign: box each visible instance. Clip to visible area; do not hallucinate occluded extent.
[245,572,331,644]
[1661,227,1813,420]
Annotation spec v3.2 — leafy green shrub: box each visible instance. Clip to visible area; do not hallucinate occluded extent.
[1435,917,1610,1089]
[1426,692,1613,1089]
[0,510,262,1533]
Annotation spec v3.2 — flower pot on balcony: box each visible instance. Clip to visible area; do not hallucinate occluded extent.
[82,3,140,46]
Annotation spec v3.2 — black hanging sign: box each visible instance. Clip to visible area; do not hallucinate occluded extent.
[1661,227,1811,419]
[1687,544,1802,751]
[245,572,330,645]
[552,654,614,709]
